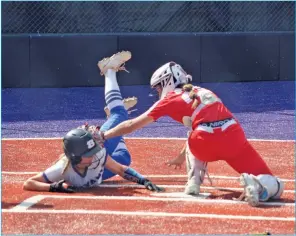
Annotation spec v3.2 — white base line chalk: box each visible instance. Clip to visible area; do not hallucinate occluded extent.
[2,208,294,221]
[2,171,294,182]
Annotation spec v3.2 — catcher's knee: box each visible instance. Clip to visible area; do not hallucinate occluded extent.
[256,175,284,201]
[185,142,208,184]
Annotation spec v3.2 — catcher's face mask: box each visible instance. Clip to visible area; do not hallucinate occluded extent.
[149,83,162,99]
[150,62,192,100]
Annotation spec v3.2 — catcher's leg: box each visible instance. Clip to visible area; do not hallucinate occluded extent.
[225,141,272,176]
[239,173,284,207]
[184,142,208,195]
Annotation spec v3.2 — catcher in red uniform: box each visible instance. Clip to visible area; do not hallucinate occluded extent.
[95,52,284,207]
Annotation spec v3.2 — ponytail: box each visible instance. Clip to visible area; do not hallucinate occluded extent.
[52,153,70,174]
[182,84,199,109]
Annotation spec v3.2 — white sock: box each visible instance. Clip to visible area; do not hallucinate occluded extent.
[104,69,124,110]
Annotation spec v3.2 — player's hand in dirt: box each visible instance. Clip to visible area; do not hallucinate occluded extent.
[49,180,76,193]
[143,179,165,192]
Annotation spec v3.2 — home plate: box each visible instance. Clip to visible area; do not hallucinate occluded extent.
[151,192,211,199]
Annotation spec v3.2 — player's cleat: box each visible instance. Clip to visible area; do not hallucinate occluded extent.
[104,96,138,117]
[123,96,138,111]
[184,177,200,195]
[98,51,132,75]
[239,173,260,207]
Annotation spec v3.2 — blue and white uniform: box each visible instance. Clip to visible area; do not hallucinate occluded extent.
[43,150,107,188]
[43,69,132,187]
[100,91,131,180]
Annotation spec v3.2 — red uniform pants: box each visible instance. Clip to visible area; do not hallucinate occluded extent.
[188,123,272,175]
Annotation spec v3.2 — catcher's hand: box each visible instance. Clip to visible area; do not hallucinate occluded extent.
[143,179,165,192]
[49,180,76,193]
[166,154,185,169]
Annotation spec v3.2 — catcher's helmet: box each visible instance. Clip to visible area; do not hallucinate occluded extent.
[150,62,192,99]
[63,128,102,165]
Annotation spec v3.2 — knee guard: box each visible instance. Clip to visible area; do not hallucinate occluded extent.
[185,142,208,185]
[256,175,284,201]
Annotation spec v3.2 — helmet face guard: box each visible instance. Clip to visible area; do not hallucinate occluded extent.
[86,148,107,170]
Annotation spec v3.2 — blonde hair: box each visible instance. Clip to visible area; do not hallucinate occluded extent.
[52,153,70,174]
[182,84,199,109]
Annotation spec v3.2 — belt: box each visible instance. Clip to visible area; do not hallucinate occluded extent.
[195,118,236,133]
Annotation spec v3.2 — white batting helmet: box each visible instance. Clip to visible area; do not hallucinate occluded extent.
[150,62,192,99]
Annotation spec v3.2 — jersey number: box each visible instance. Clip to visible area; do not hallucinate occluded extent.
[87,139,95,149]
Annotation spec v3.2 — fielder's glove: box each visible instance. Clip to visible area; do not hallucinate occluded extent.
[77,122,105,145]
[49,180,76,193]
[92,130,105,145]
[142,179,165,192]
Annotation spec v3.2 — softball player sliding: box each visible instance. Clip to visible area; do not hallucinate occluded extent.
[23,51,163,193]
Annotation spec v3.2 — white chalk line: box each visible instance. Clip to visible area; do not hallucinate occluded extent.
[1,179,295,193]
[97,184,295,193]
[2,171,295,182]
[3,208,294,221]
[3,208,293,221]
[6,194,295,207]
[8,195,46,212]
[2,137,295,142]
[37,194,296,206]
[3,194,294,221]
[3,172,294,192]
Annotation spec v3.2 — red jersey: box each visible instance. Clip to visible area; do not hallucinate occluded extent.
[146,87,233,130]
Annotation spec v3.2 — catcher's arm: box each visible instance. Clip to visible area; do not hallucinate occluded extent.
[166,142,186,169]
[78,115,154,144]
[103,113,154,140]
[167,130,191,168]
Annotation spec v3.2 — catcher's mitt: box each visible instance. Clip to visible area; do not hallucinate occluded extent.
[77,122,104,144]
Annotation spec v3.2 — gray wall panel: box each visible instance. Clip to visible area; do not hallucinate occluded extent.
[2,35,30,87]
[201,34,280,82]
[279,33,295,81]
[118,35,201,85]
[30,35,117,87]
